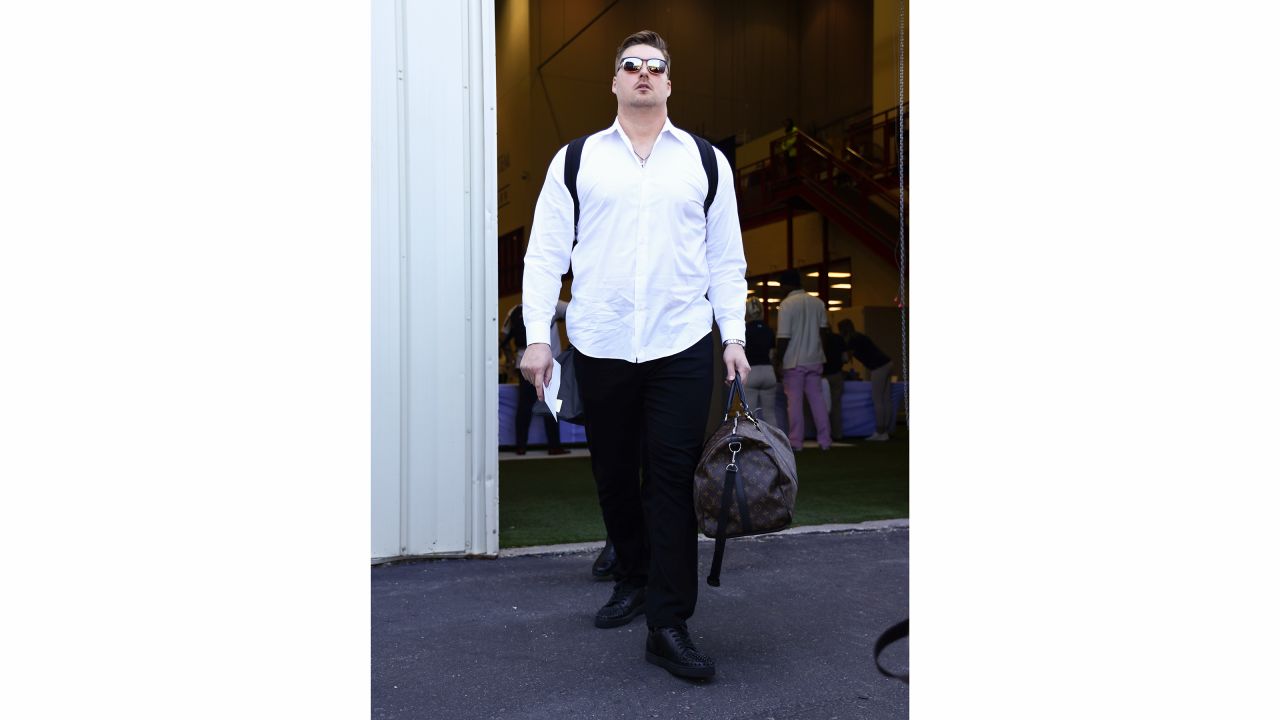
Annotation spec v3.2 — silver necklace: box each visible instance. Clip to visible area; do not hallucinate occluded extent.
[634,148,651,167]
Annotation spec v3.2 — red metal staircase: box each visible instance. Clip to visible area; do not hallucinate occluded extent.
[734,105,908,266]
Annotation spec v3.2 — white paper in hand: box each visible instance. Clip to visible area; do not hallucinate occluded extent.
[544,358,563,422]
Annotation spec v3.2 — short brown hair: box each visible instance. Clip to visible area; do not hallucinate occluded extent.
[614,30,670,76]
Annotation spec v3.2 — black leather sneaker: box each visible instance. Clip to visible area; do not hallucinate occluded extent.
[591,538,618,581]
[594,584,645,629]
[645,625,716,680]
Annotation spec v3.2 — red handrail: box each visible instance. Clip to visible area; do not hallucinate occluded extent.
[843,104,908,178]
[768,130,906,214]
[729,127,906,265]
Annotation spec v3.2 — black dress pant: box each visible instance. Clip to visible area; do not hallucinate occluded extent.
[515,376,561,451]
[574,333,713,628]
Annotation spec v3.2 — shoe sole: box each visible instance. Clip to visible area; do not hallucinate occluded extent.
[645,650,715,679]
[594,604,644,629]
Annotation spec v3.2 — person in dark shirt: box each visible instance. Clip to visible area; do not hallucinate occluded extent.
[742,298,777,425]
[838,319,894,441]
[501,304,569,456]
[820,327,847,440]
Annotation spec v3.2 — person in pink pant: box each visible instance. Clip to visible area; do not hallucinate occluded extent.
[772,269,832,451]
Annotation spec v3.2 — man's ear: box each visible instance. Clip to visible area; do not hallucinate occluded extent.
[611,76,617,96]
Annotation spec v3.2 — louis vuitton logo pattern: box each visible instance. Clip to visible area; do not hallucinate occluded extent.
[695,417,798,539]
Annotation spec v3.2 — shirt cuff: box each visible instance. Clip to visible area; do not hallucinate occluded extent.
[524,324,552,347]
[716,318,745,344]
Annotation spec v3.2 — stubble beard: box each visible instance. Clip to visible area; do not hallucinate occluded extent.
[627,92,661,109]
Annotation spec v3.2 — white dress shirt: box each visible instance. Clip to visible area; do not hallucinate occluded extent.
[522,117,747,363]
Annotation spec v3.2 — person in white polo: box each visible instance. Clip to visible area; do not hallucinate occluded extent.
[772,268,833,451]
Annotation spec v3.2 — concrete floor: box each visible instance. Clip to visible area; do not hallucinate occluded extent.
[372,527,909,719]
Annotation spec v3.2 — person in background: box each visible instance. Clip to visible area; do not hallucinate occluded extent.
[504,303,615,576]
[501,302,570,456]
[780,117,798,175]
[742,298,777,425]
[838,318,894,441]
[820,325,847,441]
[774,269,832,451]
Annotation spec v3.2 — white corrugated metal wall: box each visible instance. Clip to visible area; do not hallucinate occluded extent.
[371,0,498,561]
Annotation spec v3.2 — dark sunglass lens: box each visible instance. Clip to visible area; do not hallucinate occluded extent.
[647,60,667,74]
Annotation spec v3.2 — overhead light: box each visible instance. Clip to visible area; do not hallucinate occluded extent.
[765,298,781,303]
[747,288,755,294]
[807,291,820,297]
[766,281,780,287]
[756,281,765,286]
[827,299,843,305]
[828,272,852,278]
[806,272,820,277]
[831,283,852,289]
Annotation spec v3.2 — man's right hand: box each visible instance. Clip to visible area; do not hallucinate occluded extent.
[519,343,555,402]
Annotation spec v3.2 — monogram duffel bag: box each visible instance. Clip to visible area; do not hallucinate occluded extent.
[694,377,798,586]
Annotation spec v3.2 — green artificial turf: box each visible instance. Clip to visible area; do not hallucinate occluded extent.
[497,431,908,548]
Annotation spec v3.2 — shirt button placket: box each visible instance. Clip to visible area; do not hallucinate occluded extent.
[634,166,650,362]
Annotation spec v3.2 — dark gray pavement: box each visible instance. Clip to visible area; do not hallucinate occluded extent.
[372,528,908,719]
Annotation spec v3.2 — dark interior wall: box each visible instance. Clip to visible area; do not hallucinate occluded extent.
[505,0,872,235]
[528,0,871,149]
[799,0,874,132]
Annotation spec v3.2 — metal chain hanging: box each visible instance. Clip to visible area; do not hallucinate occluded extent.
[897,0,908,423]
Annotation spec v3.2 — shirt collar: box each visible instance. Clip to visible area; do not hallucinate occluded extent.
[606,116,689,152]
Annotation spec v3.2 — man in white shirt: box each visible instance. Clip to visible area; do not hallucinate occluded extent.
[773,268,833,451]
[519,30,748,681]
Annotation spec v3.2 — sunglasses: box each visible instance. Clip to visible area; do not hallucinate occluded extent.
[617,57,668,75]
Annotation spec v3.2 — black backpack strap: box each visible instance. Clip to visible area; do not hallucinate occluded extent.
[563,134,590,247]
[691,135,719,216]
[571,133,717,227]
[873,619,909,683]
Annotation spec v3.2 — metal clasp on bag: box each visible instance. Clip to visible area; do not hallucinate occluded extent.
[727,430,743,472]
[724,406,761,430]
[724,391,761,430]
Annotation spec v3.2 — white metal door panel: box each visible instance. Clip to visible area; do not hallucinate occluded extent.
[402,0,468,554]
[370,0,404,560]
[463,0,500,556]
[371,0,497,560]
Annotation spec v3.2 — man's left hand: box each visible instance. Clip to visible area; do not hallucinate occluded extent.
[723,343,751,385]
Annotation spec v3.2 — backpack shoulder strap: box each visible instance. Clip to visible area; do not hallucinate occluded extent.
[569,133,719,227]
[563,134,591,245]
[691,135,719,217]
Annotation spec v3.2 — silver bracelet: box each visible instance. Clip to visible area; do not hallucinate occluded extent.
[723,339,745,348]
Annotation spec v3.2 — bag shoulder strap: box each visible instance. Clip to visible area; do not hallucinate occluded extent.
[873,619,909,683]
[706,432,743,587]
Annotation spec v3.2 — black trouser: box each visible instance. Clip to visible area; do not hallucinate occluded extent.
[574,333,713,629]
[515,376,561,451]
